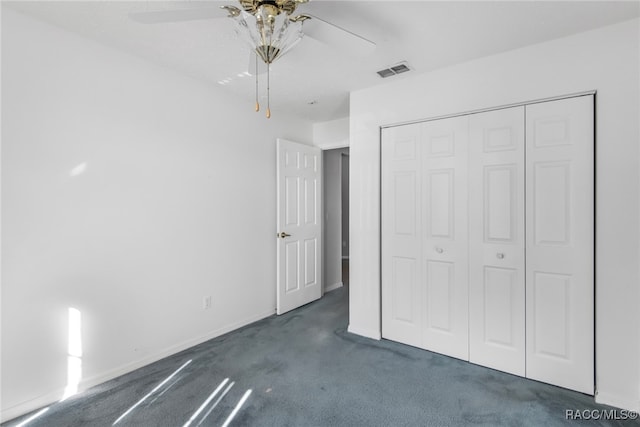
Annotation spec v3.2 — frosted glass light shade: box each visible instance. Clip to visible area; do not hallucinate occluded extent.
[232,8,304,64]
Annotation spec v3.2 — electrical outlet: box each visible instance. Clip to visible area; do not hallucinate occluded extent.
[203,296,212,310]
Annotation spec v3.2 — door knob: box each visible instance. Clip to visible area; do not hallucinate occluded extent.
[278,232,291,239]
[496,253,505,259]
[435,247,444,254]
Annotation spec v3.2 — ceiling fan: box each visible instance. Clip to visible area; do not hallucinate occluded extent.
[130,0,376,118]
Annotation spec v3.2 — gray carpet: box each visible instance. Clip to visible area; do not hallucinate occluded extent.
[4,283,634,427]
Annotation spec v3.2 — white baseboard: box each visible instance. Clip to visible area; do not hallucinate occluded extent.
[325,282,344,293]
[347,324,381,340]
[595,391,640,412]
[0,309,275,424]
[1,389,63,424]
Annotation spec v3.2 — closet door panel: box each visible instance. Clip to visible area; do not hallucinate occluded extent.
[525,95,594,395]
[381,96,594,396]
[420,116,469,360]
[381,124,422,347]
[469,107,526,376]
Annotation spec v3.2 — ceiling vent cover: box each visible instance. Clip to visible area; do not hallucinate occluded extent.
[377,62,411,78]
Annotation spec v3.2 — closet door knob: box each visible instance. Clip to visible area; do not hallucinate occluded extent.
[435,247,444,254]
[496,253,505,259]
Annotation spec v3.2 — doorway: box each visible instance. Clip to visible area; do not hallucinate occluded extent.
[323,148,350,293]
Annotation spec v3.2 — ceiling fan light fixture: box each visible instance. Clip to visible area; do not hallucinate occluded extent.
[226,8,304,64]
[223,1,307,118]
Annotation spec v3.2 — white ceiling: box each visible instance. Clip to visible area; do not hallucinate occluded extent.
[5,1,640,123]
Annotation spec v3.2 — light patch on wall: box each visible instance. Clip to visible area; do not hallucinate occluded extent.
[61,307,82,401]
[69,162,88,177]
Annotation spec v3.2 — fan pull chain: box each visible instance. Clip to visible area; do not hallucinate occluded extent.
[266,33,272,119]
[266,62,271,119]
[254,52,260,112]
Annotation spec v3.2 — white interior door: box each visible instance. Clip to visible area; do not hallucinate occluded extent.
[381,116,469,359]
[381,123,422,347]
[420,116,469,360]
[525,96,594,394]
[276,139,322,315]
[468,106,526,376]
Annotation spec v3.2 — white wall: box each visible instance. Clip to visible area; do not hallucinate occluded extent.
[1,8,312,421]
[349,18,640,412]
[313,117,349,150]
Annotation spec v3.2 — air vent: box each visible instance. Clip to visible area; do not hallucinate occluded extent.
[377,62,411,78]
[377,68,396,78]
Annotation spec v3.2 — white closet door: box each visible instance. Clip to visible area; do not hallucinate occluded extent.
[420,116,469,360]
[468,107,526,375]
[525,96,594,394]
[381,124,422,347]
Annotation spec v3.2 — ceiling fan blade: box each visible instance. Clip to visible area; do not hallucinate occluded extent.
[129,7,224,24]
[303,14,376,56]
